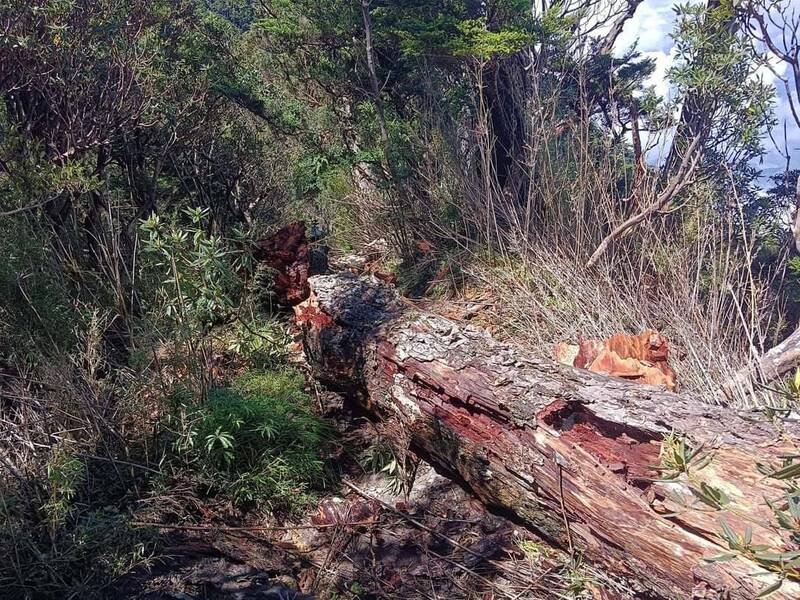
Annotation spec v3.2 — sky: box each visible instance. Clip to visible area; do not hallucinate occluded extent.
[610,0,800,180]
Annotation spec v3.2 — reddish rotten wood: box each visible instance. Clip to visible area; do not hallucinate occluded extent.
[254,221,313,306]
[296,273,800,600]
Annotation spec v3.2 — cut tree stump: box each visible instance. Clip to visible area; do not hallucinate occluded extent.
[296,273,800,600]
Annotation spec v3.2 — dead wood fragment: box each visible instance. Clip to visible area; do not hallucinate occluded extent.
[721,325,800,401]
[555,330,677,390]
[255,221,328,306]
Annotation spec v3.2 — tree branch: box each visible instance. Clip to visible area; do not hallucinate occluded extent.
[586,135,702,268]
[598,0,644,54]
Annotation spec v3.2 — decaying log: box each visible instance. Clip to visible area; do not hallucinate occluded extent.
[255,221,328,306]
[296,273,800,600]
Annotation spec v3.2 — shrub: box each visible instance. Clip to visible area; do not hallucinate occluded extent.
[223,319,292,370]
[0,453,157,599]
[172,369,333,513]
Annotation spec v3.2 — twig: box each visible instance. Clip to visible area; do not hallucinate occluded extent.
[76,453,162,474]
[130,519,377,532]
[585,135,702,268]
[0,198,53,217]
[427,546,500,590]
[381,525,550,599]
[343,479,507,566]
[557,462,575,558]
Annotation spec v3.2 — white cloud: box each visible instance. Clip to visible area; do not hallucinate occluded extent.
[753,52,789,88]
[611,0,800,176]
[640,48,675,99]
[613,0,676,54]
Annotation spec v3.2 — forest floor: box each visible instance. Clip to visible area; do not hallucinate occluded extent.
[112,353,616,600]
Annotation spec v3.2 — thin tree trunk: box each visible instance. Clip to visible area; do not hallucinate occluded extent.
[358,0,410,256]
[359,0,390,154]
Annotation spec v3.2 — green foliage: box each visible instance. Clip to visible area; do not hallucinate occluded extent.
[0,446,157,599]
[516,538,553,564]
[657,432,714,479]
[452,18,532,60]
[709,519,799,597]
[0,114,97,360]
[360,438,408,495]
[140,207,247,330]
[224,319,292,370]
[669,1,775,166]
[689,481,731,511]
[699,455,800,596]
[42,448,86,532]
[170,369,334,513]
[139,206,254,397]
[0,505,156,599]
[764,368,800,417]
[371,0,538,61]
[758,456,800,548]
[206,0,256,30]
[1,0,797,596]
[0,218,84,361]
[559,556,593,599]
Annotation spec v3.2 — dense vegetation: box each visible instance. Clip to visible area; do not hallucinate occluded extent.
[2,0,800,597]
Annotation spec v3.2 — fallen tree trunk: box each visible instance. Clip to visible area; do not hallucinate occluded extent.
[721,326,800,402]
[296,273,800,600]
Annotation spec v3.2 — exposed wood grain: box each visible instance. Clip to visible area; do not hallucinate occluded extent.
[296,273,800,600]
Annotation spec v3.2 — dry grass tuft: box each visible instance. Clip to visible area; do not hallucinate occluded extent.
[448,232,784,409]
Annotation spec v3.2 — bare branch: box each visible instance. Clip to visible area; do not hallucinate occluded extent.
[598,0,644,54]
[0,198,53,217]
[586,135,703,268]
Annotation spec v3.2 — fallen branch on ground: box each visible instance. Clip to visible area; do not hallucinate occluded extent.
[720,325,800,402]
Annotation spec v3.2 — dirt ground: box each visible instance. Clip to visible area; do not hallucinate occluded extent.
[115,392,626,600]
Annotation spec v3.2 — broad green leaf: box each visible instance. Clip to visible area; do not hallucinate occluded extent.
[703,553,737,563]
[719,520,738,545]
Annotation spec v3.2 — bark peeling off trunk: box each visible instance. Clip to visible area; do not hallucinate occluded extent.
[296,273,800,600]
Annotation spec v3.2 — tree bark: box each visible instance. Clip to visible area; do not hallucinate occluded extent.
[721,325,800,401]
[296,273,800,600]
[598,0,645,55]
[359,0,390,156]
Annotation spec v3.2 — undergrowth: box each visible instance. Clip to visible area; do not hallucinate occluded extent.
[0,313,334,598]
[0,452,159,599]
[169,369,334,513]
